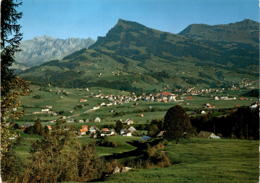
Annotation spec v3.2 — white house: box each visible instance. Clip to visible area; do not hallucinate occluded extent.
[198,131,221,139]
[94,117,101,123]
[41,108,50,112]
[124,119,134,125]
[201,110,207,114]
[209,133,221,139]
[122,132,132,137]
[128,126,137,133]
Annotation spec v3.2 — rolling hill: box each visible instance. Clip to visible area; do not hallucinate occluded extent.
[19,19,259,92]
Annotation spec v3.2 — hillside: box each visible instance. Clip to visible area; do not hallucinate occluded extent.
[14,36,95,67]
[20,19,259,92]
[179,19,259,45]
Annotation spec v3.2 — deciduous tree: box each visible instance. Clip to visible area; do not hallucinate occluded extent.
[163,105,193,143]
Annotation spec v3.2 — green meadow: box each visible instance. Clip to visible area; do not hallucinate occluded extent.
[92,138,259,183]
[14,134,259,183]
[16,85,256,126]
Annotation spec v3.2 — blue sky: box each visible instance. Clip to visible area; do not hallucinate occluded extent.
[19,0,259,40]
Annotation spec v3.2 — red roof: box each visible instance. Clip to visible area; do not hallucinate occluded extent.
[101,128,110,132]
[161,92,172,96]
[80,128,88,132]
[82,125,88,129]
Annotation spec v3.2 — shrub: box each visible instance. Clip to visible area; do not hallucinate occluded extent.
[77,144,105,182]
[32,95,41,99]
[115,120,124,134]
[96,138,118,147]
[1,148,24,182]
[21,123,106,183]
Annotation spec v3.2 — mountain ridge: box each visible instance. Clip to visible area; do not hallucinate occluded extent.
[179,19,259,45]
[14,36,95,67]
[19,19,259,92]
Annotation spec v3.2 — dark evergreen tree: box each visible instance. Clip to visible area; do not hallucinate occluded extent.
[115,120,124,134]
[1,0,29,155]
[1,0,23,96]
[1,2,29,182]
[33,119,43,135]
[163,105,193,143]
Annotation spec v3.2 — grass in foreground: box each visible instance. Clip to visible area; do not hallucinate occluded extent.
[92,138,258,183]
[15,133,258,183]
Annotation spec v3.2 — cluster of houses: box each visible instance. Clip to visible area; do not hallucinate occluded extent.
[78,91,180,117]
[78,124,137,138]
[179,85,250,96]
[76,118,137,137]
[32,105,57,116]
[93,91,179,104]
[213,96,249,101]
[183,87,226,96]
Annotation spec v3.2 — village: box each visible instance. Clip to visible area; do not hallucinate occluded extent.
[29,85,255,125]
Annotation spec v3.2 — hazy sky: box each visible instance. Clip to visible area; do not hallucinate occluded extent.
[19,0,259,40]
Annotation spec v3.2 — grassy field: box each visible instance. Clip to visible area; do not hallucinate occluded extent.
[92,138,259,183]
[15,133,259,183]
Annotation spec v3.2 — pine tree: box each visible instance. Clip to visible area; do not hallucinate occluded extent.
[1,0,23,96]
[1,2,30,182]
[1,0,29,155]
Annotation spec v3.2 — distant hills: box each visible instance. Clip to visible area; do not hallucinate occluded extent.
[179,19,258,45]
[14,36,95,67]
[20,19,259,92]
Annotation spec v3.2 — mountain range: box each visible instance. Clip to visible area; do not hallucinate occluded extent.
[19,19,259,92]
[14,36,95,68]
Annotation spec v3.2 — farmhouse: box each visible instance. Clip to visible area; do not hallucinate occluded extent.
[101,128,115,136]
[94,117,101,123]
[41,108,50,112]
[89,126,99,134]
[156,131,165,137]
[198,131,221,139]
[79,98,87,103]
[47,125,52,130]
[128,126,137,133]
[78,119,84,123]
[122,132,132,137]
[66,119,74,123]
[124,119,134,125]
[203,103,215,109]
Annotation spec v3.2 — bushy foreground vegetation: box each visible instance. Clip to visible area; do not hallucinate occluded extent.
[2,123,118,183]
